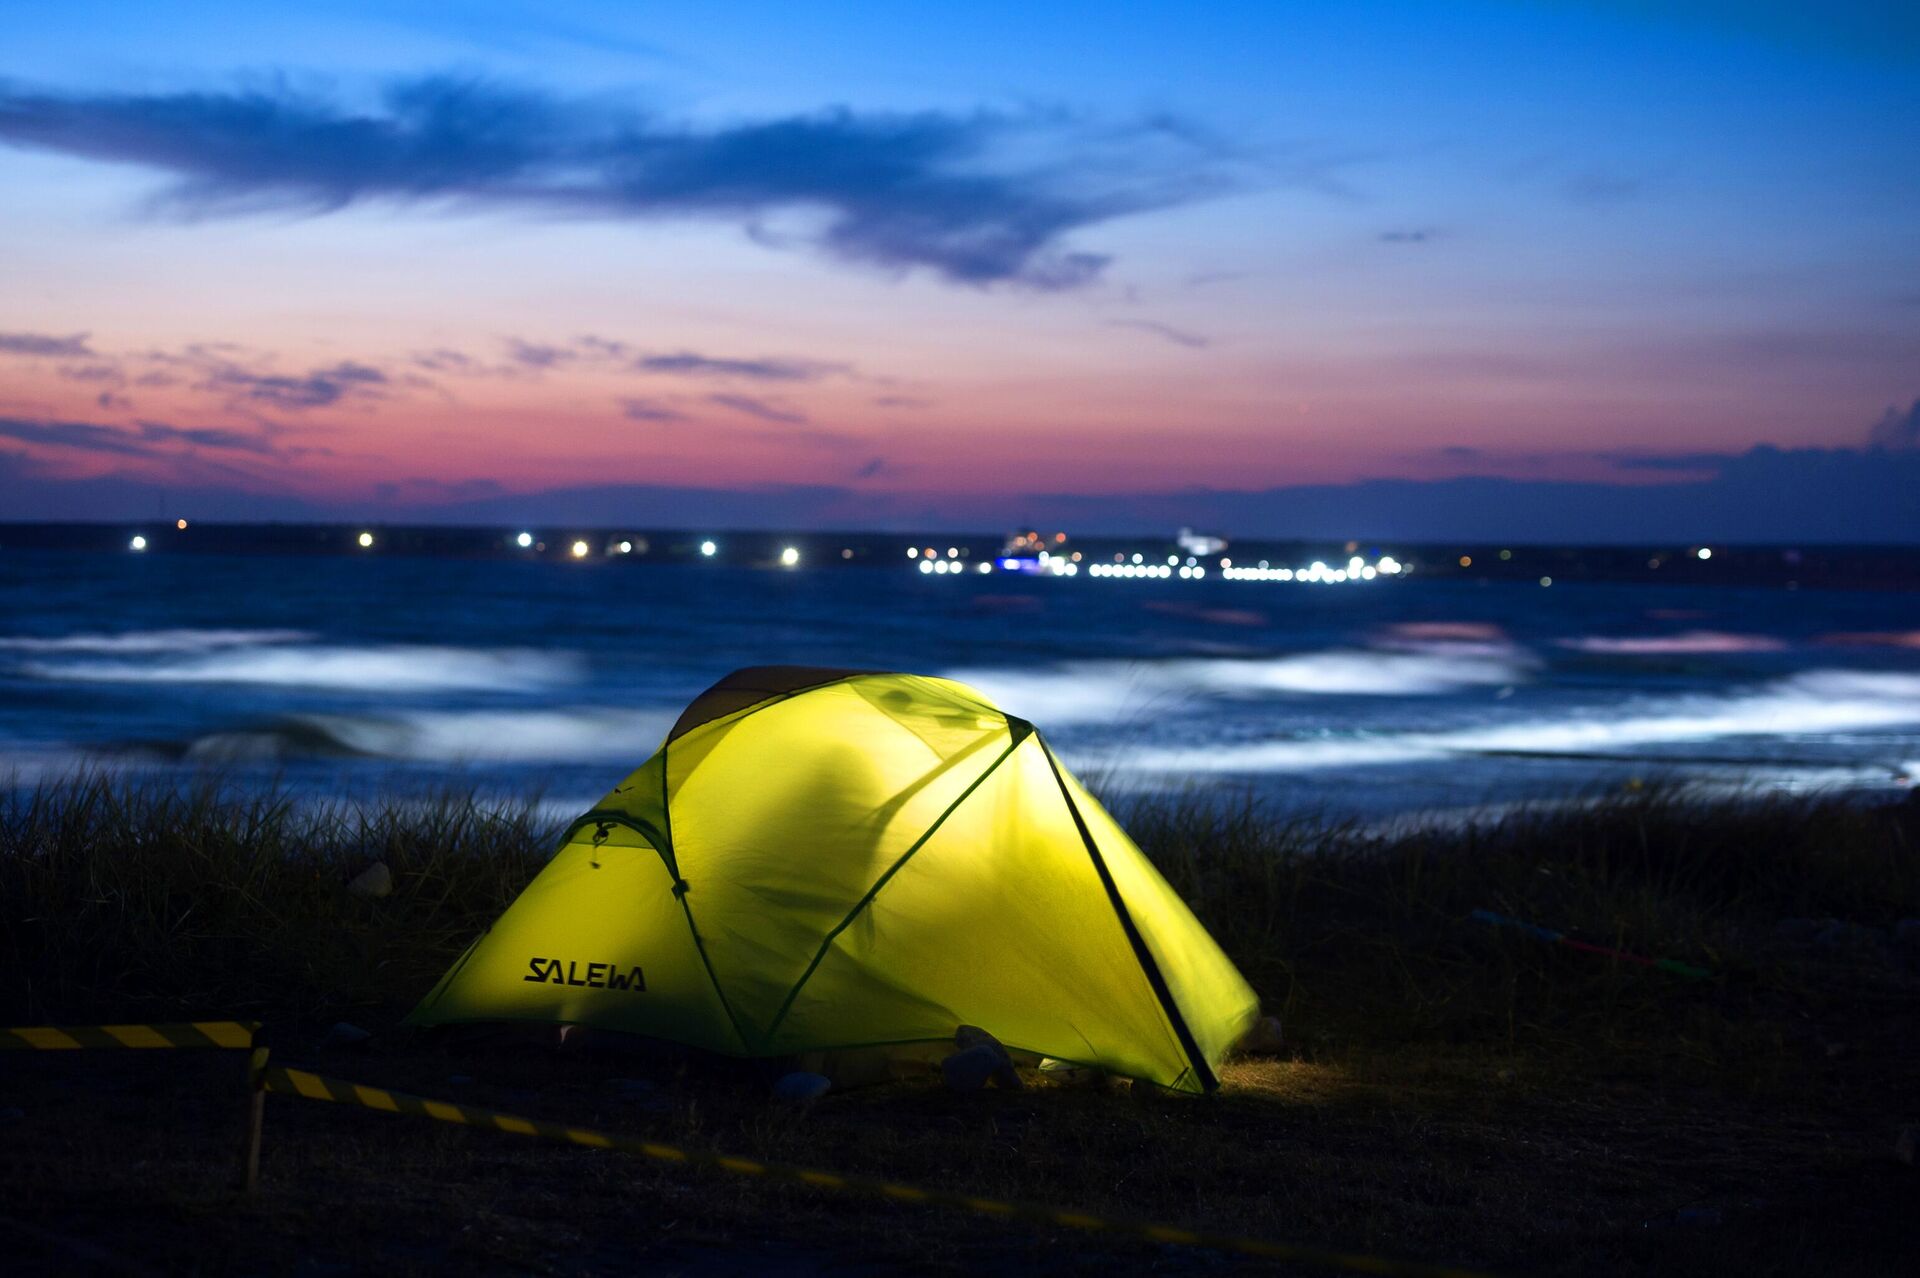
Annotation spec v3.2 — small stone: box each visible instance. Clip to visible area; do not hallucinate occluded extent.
[771,1072,832,1106]
[345,861,393,898]
[1895,1124,1919,1166]
[322,1021,372,1048]
[1236,1015,1285,1056]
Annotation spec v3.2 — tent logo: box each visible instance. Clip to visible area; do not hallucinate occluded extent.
[524,957,646,992]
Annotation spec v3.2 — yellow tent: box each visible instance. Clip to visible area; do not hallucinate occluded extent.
[407,667,1259,1092]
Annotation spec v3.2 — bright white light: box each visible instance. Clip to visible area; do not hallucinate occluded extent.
[1063,562,1077,576]
[1220,558,1231,569]
[570,540,590,558]
[700,540,717,557]
[1348,556,1364,574]
[1378,556,1401,575]
[129,535,147,551]
[919,559,934,574]
[618,540,633,554]
[780,546,801,567]
[947,547,959,558]
[358,531,375,548]
[1362,566,1377,580]
[907,547,918,558]
[1167,555,1180,565]
[516,532,534,548]
[1132,553,1144,564]
[1279,568,1294,581]
[1178,566,1192,579]
[1192,566,1205,578]
[977,562,992,574]
[1697,547,1712,560]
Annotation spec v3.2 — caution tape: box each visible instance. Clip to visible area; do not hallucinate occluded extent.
[263,1064,1492,1278]
[0,1021,257,1051]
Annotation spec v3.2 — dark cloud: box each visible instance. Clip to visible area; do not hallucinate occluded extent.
[1868,398,1920,449]
[1378,228,1433,243]
[853,455,909,480]
[1107,318,1210,349]
[201,358,387,410]
[59,362,126,385]
[619,397,688,423]
[708,393,807,425]
[0,330,93,357]
[96,392,131,411]
[0,75,1244,288]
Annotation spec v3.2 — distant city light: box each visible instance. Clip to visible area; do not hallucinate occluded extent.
[1132,553,1144,564]
[700,539,717,557]
[357,531,374,548]
[1697,547,1712,560]
[919,559,934,574]
[841,548,854,559]
[128,535,147,551]
[1540,576,1554,587]
[780,546,801,567]
[1458,555,1472,568]
[618,540,633,554]
[947,547,959,558]
[1499,548,1512,560]
[570,540,590,558]
[516,532,534,548]
[907,546,919,558]
[977,562,992,573]
[176,519,188,530]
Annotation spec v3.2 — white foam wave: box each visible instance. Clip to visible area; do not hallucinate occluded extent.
[24,644,579,693]
[0,628,311,654]
[187,707,675,763]
[1557,631,1787,655]
[948,649,1534,724]
[1116,670,1920,775]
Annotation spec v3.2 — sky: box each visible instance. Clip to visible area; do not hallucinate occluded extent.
[1,1,1916,540]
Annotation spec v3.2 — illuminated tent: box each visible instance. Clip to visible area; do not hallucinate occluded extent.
[407,667,1258,1092]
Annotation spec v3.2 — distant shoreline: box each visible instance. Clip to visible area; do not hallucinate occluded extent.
[4,520,1917,589]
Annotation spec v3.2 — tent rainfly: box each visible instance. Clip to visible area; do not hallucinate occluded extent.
[407,667,1259,1092]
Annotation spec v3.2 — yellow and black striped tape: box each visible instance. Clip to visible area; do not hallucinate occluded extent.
[0,1022,257,1051]
[263,1065,1491,1278]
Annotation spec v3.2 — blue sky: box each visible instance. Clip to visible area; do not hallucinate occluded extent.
[0,1,1915,538]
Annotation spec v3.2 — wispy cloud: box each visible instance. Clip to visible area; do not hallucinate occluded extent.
[0,413,281,459]
[197,357,388,411]
[1378,228,1434,243]
[0,75,1246,288]
[0,331,94,357]
[1107,318,1210,349]
[633,350,839,381]
[708,393,809,425]
[619,397,688,423]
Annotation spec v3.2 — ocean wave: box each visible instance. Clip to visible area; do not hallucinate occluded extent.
[22,644,580,693]
[183,706,676,763]
[1114,670,1920,775]
[1557,630,1787,655]
[947,648,1535,724]
[0,628,311,654]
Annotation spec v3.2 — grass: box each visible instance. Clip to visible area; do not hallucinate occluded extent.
[3,777,1917,1275]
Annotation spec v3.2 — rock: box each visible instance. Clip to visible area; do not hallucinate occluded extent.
[1236,1015,1285,1056]
[771,1072,832,1106]
[1896,1124,1919,1167]
[951,1025,1022,1090]
[345,861,393,898]
[942,1046,1000,1092]
[321,1021,372,1048]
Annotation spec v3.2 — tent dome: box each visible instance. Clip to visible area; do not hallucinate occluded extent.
[407,667,1258,1092]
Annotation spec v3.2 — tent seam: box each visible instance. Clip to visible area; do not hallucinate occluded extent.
[1038,736,1218,1094]
[660,734,756,1056]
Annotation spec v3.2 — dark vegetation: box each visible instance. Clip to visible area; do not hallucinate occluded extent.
[3,777,1917,1275]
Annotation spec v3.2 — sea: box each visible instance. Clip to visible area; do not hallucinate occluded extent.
[2,540,1916,828]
